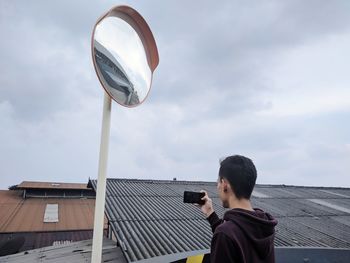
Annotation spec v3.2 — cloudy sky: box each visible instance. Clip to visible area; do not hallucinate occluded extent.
[1,0,350,189]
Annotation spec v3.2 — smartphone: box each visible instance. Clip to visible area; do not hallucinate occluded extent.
[183,191,205,205]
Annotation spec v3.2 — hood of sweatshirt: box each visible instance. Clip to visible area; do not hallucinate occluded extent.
[223,208,278,259]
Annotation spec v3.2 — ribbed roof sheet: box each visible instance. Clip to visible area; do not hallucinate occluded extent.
[90,179,350,262]
[0,238,125,263]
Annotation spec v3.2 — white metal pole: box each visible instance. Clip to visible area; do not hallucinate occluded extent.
[92,92,112,262]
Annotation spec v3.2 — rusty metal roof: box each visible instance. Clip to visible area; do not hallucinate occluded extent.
[0,190,107,233]
[89,178,350,262]
[14,181,91,190]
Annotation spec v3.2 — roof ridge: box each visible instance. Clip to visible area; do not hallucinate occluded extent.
[89,178,350,189]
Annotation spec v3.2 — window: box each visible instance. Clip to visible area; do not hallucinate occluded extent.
[44,204,59,222]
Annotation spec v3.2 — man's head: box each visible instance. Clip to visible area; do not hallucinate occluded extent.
[217,155,257,208]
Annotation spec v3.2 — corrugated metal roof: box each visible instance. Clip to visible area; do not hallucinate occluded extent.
[0,238,126,263]
[0,190,107,233]
[89,179,350,262]
[15,181,90,190]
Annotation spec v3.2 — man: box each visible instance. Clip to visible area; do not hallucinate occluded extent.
[199,155,277,263]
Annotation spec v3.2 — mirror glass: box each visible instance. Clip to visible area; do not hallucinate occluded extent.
[93,16,152,106]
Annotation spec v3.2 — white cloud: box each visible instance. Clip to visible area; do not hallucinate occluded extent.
[259,32,350,117]
[1,0,350,189]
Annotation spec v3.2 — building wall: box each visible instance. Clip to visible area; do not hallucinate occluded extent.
[0,230,94,252]
[0,185,108,253]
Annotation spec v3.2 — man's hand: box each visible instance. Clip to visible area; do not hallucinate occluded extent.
[199,190,214,217]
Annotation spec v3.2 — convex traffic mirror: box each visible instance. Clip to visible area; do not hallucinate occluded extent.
[91,6,159,107]
[90,6,159,263]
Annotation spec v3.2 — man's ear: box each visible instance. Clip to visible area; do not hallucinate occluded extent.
[222,178,228,192]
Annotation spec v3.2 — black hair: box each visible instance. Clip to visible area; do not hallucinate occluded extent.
[219,155,257,199]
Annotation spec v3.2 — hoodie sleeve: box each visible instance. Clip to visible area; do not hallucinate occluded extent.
[207,212,223,233]
[210,232,239,263]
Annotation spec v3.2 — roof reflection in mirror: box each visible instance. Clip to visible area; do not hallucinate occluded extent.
[92,16,152,106]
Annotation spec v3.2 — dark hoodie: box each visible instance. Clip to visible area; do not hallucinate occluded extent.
[207,208,277,263]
